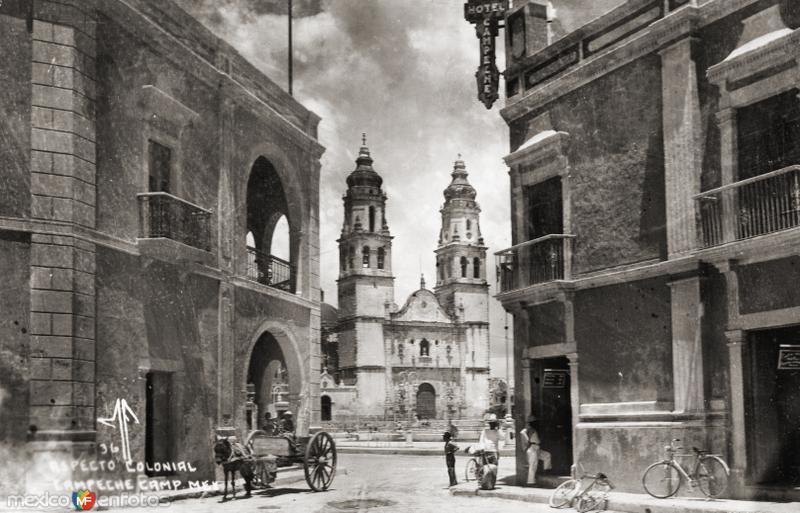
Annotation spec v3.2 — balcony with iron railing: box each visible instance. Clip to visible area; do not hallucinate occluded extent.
[137,192,212,253]
[246,246,296,292]
[696,165,800,248]
[495,234,575,294]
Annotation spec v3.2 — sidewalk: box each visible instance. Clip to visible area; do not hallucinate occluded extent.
[336,440,516,457]
[450,478,799,513]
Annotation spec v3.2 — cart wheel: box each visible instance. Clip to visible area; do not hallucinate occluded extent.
[304,431,337,491]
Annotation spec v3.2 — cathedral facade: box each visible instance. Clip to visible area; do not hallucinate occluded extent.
[321,139,490,422]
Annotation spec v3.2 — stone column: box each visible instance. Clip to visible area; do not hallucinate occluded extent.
[659,37,703,257]
[717,108,739,243]
[668,276,705,412]
[725,329,747,485]
[566,352,580,474]
[27,1,98,479]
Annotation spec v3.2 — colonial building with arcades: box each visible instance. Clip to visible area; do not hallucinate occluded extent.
[320,141,491,423]
[494,0,800,499]
[0,0,323,494]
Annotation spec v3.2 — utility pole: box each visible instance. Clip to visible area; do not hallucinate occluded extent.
[288,0,293,95]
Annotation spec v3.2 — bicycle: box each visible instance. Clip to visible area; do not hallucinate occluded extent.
[642,438,730,499]
[464,448,497,489]
[549,469,614,512]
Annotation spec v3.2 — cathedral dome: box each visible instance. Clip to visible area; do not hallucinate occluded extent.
[443,156,476,201]
[346,134,383,189]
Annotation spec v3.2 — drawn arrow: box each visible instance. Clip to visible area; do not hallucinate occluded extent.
[98,398,140,462]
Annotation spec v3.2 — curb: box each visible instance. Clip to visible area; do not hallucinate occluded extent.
[449,485,798,513]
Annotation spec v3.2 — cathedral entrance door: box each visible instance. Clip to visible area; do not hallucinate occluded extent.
[417,383,436,419]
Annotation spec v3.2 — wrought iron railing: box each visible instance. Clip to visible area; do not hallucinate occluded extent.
[495,234,575,293]
[137,192,212,251]
[246,246,295,292]
[696,165,800,248]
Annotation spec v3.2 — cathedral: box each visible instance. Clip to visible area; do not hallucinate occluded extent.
[319,137,491,422]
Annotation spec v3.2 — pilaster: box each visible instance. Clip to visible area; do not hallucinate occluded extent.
[659,37,702,257]
[725,329,747,486]
[28,1,97,446]
[716,108,739,243]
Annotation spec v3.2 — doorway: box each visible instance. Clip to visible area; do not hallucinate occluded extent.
[321,395,332,422]
[145,371,174,476]
[530,356,572,475]
[747,325,800,485]
[417,383,436,419]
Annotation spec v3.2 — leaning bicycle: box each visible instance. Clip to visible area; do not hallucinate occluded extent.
[464,447,497,490]
[549,469,613,512]
[642,438,729,499]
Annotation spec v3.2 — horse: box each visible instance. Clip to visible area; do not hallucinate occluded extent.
[213,437,255,500]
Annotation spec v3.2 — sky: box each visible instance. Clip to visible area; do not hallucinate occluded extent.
[176,0,625,380]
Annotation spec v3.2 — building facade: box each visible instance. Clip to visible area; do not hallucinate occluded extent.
[0,0,323,494]
[325,143,491,422]
[496,0,800,498]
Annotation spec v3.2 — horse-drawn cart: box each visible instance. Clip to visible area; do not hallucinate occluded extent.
[246,430,337,492]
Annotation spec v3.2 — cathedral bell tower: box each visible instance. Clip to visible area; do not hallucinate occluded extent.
[434,156,490,399]
[336,134,393,414]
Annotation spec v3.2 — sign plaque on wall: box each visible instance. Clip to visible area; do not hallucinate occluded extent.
[464,0,509,109]
[778,347,800,369]
[543,369,568,388]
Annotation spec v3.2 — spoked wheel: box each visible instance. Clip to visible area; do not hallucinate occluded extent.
[642,461,681,498]
[304,431,337,491]
[576,491,605,513]
[697,455,729,498]
[465,459,478,482]
[549,479,579,508]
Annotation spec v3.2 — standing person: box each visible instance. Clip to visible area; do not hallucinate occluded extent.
[262,412,275,434]
[443,431,460,486]
[478,413,505,465]
[519,415,551,486]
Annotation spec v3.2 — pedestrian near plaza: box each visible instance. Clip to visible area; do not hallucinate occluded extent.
[478,413,505,465]
[443,431,460,486]
[519,415,551,486]
[447,420,459,440]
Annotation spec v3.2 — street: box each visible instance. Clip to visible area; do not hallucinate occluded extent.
[104,453,574,513]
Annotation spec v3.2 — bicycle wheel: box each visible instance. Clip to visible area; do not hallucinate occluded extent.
[642,461,681,498]
[465,459,478,482]
[576,490,606,513]
[697,455,729,498]
[549,479,579,508]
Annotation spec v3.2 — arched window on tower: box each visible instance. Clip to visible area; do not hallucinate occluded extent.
[466,219,471,231]
[436,258,442,282]
[369,206,376,232]
[348,246,355,269]
[460,256,468,278]
[420,339,430,357]
[473,257,481,279]
[377,247,385,269]
[362,246,370,268]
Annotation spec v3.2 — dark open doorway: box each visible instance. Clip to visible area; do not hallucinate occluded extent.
[417,383,436,419]
[747,325,800,485]
[530,356,572,475]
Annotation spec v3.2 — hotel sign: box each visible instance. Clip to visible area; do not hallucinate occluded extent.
[464,0,508,109]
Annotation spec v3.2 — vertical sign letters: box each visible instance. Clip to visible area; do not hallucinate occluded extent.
[464,1,508,109]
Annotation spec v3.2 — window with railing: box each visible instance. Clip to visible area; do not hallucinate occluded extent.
[495,234,575,293]
[246,246,295,292]
[137,192,211,251]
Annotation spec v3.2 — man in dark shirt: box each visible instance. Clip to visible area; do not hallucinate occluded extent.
[443,431,460,486]
[280,411,295,434]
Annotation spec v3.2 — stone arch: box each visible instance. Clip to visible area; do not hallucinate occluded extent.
[242,319,307,429]
[240,142,307,290]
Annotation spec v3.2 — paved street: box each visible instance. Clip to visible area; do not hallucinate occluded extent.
[104,453,580,513]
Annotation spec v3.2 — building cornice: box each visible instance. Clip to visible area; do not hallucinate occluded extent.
[500,0,765,125]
